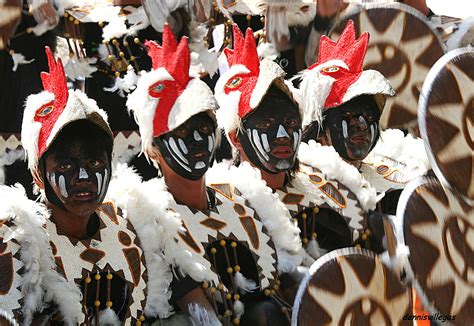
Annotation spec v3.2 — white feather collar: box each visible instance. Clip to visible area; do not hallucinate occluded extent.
[298,141,377,211]
[0,185,83,325]
[206,161,306,273]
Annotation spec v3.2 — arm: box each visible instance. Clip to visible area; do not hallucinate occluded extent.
[177,287,221,326]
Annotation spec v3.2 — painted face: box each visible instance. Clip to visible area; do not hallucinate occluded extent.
[238,85,302,174]
[153,112,217,180]
[44,138,111,217]
[324,95,380,161]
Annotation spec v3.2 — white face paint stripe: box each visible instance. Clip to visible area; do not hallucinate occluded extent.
[193,130,203,141]
[295,129,302,152]
[100,168,108,198]
[49,172,56,188]
[370,124,376,145]
[208,135,214,152]
[261,133,270,153]
[293,131,299,151]
[178,138,189,154]
[164,140,192,172]
[276,125,290,138]
[168,137,189,164]
[58,175,68,198]
[342,120,349,139]
[79,167,89,180]
[251,129,270,161]
[195,161,206,169]
[96,172,102,196]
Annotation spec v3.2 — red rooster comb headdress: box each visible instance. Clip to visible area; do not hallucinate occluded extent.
[22,47,111,171]
[300,20,395,127]
[127,24,217,154]
[215,24,296,135]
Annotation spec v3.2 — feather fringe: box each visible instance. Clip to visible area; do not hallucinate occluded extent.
[233,300,244,318]
[298,141,377,211]
[10,52,34,72]
[234,272,258,294]
[103,65,138,97]
[307,239,326,260]
[207,162,305,273]
[97,308,121,326]
[0,184,83,325]
[106,164,175,319]
[187,303,221,326]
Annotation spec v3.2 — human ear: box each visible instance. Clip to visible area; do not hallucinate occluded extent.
[228,130,243,151]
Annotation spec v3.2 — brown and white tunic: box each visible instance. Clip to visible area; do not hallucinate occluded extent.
[45,202,148,325]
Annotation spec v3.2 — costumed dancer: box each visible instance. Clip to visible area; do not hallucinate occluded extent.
[0,47,175,325]
[126,24,292,325]
[298,19,431,217]
[57,0,191,180]
[210,23,378,275]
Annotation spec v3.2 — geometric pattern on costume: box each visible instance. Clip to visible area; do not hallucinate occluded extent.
[292,248,412,326]
[0,185,83,325]
[275,168,368,261]
[418,48,474,200]
[329,3,444,131]
[45,202,147,324]
[397,177,474,325]
[171,185,289,322]
[0,230,23,316]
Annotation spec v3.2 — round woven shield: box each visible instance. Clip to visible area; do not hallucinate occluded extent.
[399,177,474,325]
[292,248,412,326]
[419,48,474,200]
[329,3,444,130]
[0,0,22,50]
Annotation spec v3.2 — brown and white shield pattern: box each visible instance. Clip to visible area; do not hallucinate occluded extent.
[418,48,474,200]
[398,177,474,325]
[292,248,413,326]
[330,3,445,130]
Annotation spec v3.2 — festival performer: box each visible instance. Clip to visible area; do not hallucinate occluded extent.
[0,47,174,325]
[298,19,431,216]
[210,23,379,271]
[127,24,294,325]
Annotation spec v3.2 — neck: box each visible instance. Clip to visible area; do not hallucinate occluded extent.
[160,168,209,210]
[259,168,287,190]
[239,151,286,190]
[48,202,91,239]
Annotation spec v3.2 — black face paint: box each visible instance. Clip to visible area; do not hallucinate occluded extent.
[43,139,111,217]
[238,84,302,174]
[324,95,380,161]
[154,112,217,180]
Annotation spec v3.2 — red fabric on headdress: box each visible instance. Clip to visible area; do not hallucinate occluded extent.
[145,24,192,137]
[34,47,69,159]
[308,20,369,109]
[223,25,260,119]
